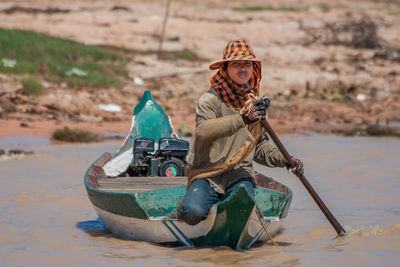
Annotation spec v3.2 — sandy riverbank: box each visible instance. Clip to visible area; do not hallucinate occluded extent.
[0,0,399,139]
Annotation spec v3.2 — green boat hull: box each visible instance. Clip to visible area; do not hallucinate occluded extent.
[84,153,292,249]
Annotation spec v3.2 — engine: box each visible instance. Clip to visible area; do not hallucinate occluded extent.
[129,137,189,177]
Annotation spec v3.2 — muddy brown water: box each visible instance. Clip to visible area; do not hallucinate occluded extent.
[0,135,399,267]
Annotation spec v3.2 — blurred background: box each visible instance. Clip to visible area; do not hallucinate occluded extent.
[0,0,399,139]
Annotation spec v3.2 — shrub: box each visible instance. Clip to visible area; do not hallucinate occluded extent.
[160,48,203,61]
[233,5,302,12]
[52,127,101,142]
[21,78,45,96]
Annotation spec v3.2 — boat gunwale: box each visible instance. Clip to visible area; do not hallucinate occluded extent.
[84,152,293,220]
[84,152,292,197]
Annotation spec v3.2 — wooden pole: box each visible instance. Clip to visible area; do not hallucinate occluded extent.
[260,120,347,236]
[157,0,172,60]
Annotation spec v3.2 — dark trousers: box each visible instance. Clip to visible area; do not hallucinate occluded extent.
[179,177,255,225]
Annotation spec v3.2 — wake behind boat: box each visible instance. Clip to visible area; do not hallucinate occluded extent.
[84,90,292,249]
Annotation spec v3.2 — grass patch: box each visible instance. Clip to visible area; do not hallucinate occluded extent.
[160,48,203,61]
[52,127,101,142]
[21,78,45,96]
[99,45,204,62]
[373,2,400,16]
[131,48,203,62]
[0,28,129,88]
[330,4,349,9]
[233,5,303,12]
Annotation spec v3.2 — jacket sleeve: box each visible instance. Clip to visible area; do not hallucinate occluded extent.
[195,92,245,141]
[253,129,286,168]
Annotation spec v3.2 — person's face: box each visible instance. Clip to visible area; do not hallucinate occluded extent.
[226,60,254,85]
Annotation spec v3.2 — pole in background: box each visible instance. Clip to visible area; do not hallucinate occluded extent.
[157,0,172,60]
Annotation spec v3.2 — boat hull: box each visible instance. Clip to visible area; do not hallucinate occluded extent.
[84,153,291,249]
[94,203,283,249]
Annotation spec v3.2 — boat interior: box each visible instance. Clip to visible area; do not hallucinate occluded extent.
[87,152,290,197]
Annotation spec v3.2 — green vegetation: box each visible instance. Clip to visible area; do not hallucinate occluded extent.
[159,48,203,61]
[100,45,204,62]
[373,2,400,16]
[329,4,349,10]
[0,28,129,88]
[52,127,101,142]
[234,3,350,12]
[21,78,45,96]
[233,5,302,12]
[178,122,193,137]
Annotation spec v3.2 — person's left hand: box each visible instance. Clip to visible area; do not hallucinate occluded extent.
[285,157,304,176]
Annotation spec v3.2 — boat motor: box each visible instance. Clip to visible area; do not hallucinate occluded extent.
[130,137,189,177]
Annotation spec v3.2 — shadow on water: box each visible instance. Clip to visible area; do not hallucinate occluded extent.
[76,218,112,237]
[76,218,185,248]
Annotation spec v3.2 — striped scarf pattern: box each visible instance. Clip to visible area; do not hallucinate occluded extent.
[210,62,261,110]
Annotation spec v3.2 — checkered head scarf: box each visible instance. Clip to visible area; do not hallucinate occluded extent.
[209,39,262,110]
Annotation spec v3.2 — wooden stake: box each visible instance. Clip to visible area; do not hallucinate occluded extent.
[157,0,172,60]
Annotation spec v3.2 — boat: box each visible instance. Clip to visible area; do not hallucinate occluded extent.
[84,90,292,250]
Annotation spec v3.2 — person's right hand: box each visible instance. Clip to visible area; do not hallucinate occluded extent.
[253,96,270,121]
[242,97,271,125]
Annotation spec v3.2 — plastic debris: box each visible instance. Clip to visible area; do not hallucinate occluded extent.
[2,58,17,68]
[37,105,49,111]
[356,94,366,101]
[65,67,87,76]
[99,103,122,113]
[133,77,144,85]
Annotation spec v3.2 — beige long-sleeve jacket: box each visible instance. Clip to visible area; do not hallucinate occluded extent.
[187,89,286,194]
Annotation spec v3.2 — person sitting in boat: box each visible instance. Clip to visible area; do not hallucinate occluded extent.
[178,39,304,225]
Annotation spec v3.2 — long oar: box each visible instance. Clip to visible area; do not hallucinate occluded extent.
[260,120,346,236]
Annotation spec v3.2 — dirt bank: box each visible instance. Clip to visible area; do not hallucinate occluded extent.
[0,0,399,138]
